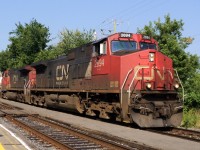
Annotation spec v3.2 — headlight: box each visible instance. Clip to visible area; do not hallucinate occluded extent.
[146,83,152,89]
[174,83,179,89]
[149,52,155,62]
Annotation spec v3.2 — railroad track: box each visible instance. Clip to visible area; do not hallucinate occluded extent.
[1,101,200,146]
[0,102,155,150]
[148,127,200,142]
[6,115,131,150]
[0,102,20,110]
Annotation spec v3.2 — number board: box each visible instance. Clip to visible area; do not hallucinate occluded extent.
[142,35,151,40]
[119,33,132,38]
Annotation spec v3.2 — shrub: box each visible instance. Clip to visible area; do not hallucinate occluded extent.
[182,108,200,128]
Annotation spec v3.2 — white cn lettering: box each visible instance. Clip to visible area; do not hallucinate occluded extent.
[134,65,154,80]
[134,65,167,81]
[56,65,69,81]
[156,67,165,80]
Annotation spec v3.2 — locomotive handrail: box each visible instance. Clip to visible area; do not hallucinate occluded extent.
[120,68,140,107]
[120,68,134,107]
[24,79,31,95]
[24,80,31,88]
[127,68,140,104]
[174,69,185,102]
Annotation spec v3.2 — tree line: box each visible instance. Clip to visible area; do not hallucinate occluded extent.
[0,15,199,109]
[0,19,94,70]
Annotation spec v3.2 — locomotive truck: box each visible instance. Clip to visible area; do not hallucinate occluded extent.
[1,32,183,127]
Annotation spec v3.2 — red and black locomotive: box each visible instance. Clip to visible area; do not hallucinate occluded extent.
[1,32,183,127]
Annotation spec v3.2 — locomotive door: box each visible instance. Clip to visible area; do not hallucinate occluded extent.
[1,70,10,90]
[29,69,36,88]
[23,67,36,104]
[91,41,110,90]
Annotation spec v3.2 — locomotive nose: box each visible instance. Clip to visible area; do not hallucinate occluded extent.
[148,50,174,90]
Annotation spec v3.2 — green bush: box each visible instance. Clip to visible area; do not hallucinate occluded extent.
[184,73,200,109]
[182,108,199,128]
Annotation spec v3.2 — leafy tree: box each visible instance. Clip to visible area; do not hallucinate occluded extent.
[34,46,58,62]
[56,28,95,55]
[184,71,200,108]
[34,29,95,62]
[0,49,11,71]
[138,14,200,108]
[8,19,51,68]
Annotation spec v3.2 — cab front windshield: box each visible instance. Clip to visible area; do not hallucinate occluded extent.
[111,41,137,52]
[140,42,157,50]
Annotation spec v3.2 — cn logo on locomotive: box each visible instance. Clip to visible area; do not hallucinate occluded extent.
[56,64,69,81]
[134,65,173,80]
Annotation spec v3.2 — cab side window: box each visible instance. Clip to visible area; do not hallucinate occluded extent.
[93,41,107,56]
[93,44,100,56]
[100,41,107,54]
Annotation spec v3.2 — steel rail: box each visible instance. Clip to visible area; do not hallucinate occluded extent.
[29,115,129,150]
[5,115,74,150]
[0,102,16,110]
[148,127,200,142]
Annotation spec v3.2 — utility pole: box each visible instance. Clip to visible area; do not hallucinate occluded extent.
[100,19,123,35]
[113,19,117,33]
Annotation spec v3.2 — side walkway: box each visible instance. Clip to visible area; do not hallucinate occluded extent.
[0,124,30,150]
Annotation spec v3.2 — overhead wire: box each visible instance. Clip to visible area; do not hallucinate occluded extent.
[98,0,145,27]
[122,0,168,31]
[97,0,167,35]
[125,0,167,20]
[96,0,149,32]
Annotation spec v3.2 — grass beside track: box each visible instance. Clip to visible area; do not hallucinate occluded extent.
[182,108,200,128]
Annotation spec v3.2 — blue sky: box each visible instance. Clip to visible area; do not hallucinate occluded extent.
[0,0,199,55]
